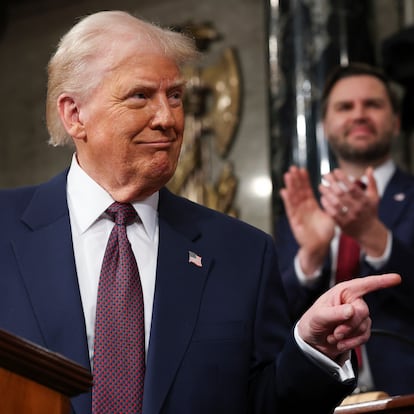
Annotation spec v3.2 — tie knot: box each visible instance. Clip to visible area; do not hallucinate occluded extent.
[356,179,367,190]
[106,202,137,226]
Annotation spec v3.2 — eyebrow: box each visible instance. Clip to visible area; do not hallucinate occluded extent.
[332,97,387,107]
[133,78,187,91]
[168,79,187,90]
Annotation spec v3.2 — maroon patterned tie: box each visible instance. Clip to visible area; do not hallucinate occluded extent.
[92,202,145,413]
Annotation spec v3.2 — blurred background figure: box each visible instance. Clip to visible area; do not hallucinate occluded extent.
[276,62,414,396]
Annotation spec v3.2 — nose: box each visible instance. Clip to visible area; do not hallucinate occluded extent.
[352,103,368,120]
[150,97,176,130]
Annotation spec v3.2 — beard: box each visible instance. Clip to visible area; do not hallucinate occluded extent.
[328,130,393,164]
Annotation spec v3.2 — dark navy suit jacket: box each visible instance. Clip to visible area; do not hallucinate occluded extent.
[276,167,414,396]
[0,170,355,414]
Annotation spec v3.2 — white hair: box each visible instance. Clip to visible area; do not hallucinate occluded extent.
[46,10,198,146]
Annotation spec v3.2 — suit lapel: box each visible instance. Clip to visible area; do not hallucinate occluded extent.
[11,171,91,413]
[142,189,212,414]
[11,180,216,414]
[380,168,414,227]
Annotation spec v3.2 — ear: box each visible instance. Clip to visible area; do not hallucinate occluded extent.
[57,94,86,140]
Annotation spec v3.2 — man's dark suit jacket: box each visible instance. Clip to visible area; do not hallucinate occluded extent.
[0,170,355,414]
[276,167,414,396]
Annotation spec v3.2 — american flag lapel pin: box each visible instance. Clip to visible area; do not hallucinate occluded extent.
[394,192,405,202]
[188,251,202,267]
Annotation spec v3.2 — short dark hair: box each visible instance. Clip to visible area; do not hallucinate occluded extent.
[321,62,400,117]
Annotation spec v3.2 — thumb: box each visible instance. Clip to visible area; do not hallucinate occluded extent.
[318,303,355,328]
[365,167,378,195]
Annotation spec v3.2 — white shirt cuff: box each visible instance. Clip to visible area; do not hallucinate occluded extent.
[294,324,355,382]
[294,254,322,286]
[364,230,392,269]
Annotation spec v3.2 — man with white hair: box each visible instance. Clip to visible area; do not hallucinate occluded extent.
[0,12,400,414]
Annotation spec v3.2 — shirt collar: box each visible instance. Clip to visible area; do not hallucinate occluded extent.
[371,159,396,197]
[67,154,158,239]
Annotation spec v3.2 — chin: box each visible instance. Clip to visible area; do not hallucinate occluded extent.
[147,168,174,187]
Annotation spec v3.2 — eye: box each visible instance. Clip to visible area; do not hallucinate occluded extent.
[126,90,149,108]
[335,102,353,112]
[168,89,184,106]
[366,99,383,109]
[133,92,147,100]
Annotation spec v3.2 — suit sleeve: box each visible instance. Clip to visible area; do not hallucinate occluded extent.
[274,215,330,321]
[248,234,355,413]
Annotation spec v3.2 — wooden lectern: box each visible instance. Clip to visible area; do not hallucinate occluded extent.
[335,393,414,414]
[0,329,93,414]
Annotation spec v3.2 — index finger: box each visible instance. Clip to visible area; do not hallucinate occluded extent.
[341,273,401,303]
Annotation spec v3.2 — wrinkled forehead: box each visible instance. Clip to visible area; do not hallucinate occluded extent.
[89,40,182,89]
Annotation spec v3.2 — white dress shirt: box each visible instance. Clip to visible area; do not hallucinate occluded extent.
[66,154,159,365]
[67,153,354,381]
[294,159,396,390]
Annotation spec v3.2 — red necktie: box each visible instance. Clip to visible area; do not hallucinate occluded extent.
[336,232,361,284]
[336,232,362,367]
[336,178,366,366]
[336,179,366,283]
[92,202,145,413]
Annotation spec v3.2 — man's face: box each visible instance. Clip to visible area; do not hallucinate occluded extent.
[323,75,400,165]
[73,52,186,202]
